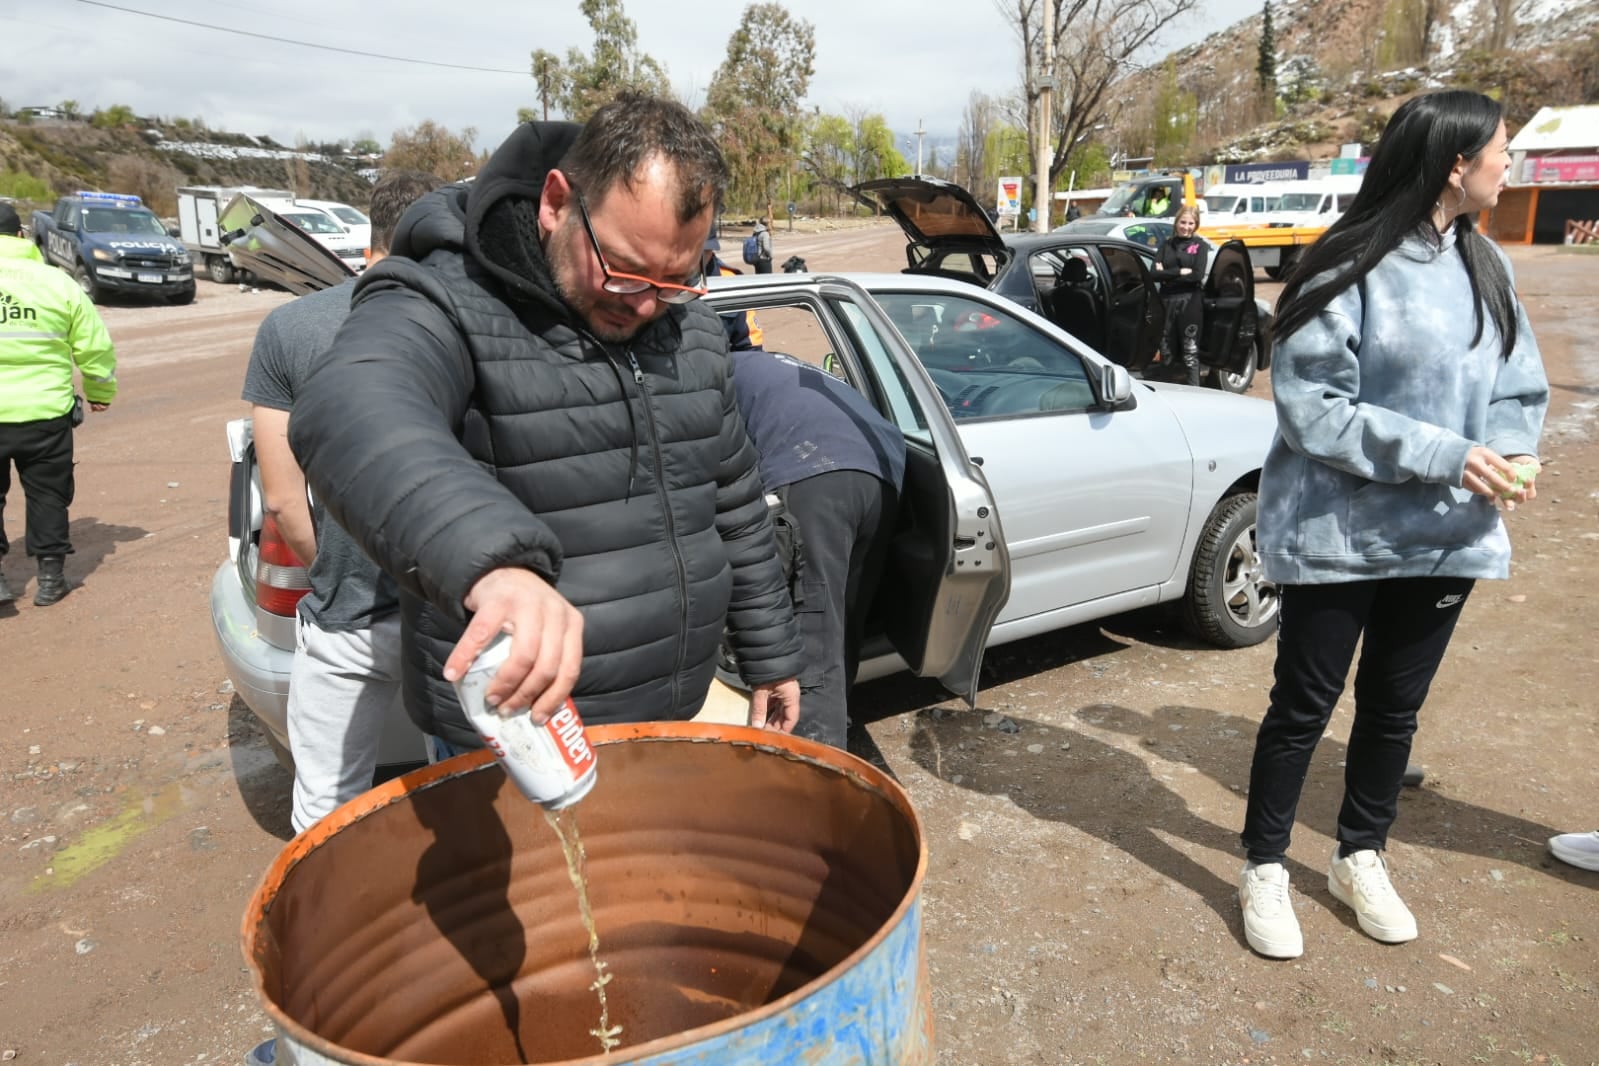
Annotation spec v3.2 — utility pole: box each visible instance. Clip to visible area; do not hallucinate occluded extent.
[1035,0,1055,232]
[915,119,926,177]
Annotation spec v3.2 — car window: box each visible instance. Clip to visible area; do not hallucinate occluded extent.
[283,211,345,234]
[329,206,368,225]
[875,291,1095,421]
[80,208,167,235]
[1117,222,1167,249]
[831,299,932,444]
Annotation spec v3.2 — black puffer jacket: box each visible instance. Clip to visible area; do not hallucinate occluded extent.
[289,121,804,747]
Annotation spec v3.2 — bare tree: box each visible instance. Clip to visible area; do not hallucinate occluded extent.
[956,91,997,194]
[998,0,1201,198]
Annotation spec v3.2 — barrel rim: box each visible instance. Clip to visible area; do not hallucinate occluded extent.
[240,720,929,1066]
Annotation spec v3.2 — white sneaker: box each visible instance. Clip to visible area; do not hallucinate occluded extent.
[1328,848,1418,943]
[1548,831,1599,872]
[1240,862,1304,958]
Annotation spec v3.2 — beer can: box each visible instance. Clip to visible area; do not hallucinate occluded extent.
[451,632,598,810]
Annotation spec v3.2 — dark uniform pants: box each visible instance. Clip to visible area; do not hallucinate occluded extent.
[780,470,899,749]
[0,415,76,559]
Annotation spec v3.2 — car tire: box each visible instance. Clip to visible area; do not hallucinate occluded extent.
[262,727,294,771]
[73,262,102,303]
[169,285,197,306]
[1182,492,1278,648]
[1208,356,1256,394]
[208,255,236,285]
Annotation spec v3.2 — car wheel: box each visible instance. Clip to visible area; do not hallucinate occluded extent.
[1209,357,1256,394]
[1182,492,1278,648]
[169,285,196,306]
[262,727,294,771]
[208,255,236,285]
[73,262,102,303]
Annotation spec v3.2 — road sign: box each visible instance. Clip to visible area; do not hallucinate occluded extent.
[997,176,1022,216]
[786,200,797,215]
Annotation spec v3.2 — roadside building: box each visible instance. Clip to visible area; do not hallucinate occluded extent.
[1486,104,1599,245]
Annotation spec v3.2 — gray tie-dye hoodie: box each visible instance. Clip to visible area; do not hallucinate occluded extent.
[1258,226,1548,585]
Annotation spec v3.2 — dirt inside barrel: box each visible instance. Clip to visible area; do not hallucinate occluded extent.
[242,723,927,1064]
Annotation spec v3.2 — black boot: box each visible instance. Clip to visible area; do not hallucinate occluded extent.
[0,566,14,605]
[34,555,69,607]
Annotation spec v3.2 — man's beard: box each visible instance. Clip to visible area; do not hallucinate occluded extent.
[546,216,648,344]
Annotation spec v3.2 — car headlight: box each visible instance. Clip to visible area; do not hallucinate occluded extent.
[91,247,119,263]
[175,252,191,265]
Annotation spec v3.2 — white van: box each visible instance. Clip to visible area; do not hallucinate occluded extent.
[270,202,368,272]
[295,198,371,255]
[1265,176,1362,228]
[1198,182,1288,225]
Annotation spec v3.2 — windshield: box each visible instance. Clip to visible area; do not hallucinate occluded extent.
[80,207,168,236]
[1275,193,1323,212]
[283,211,346,235]
[1206,195,1240,212]
[328,206,368,225]
[1097,185,1140,215]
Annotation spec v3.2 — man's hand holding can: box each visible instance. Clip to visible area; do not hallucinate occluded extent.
[443,567,584,724]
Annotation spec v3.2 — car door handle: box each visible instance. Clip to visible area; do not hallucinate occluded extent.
[970,455,984,466]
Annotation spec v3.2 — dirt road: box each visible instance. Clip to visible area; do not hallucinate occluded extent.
[1,224,1595,1066]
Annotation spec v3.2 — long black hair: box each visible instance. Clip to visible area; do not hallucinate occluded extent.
[1273,90,1517,359]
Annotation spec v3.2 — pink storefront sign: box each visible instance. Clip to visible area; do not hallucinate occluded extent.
[1525,155,1599,183]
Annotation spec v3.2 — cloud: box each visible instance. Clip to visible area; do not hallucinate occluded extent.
[5,0,1252,154]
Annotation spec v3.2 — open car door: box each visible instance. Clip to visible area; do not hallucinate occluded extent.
[823,284,1011,706]
[1095,242,1164,374]
[1199,239,1259,375]
[217,192,353,295]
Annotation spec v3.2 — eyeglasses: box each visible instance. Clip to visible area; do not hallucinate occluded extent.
[574,191,706,304]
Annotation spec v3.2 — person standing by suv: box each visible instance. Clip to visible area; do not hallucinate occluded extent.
[241,171,441,833]
[0,202,116,608]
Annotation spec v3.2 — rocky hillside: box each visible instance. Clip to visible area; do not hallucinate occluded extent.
[1113,0,1599,164]
[0,117,375,218]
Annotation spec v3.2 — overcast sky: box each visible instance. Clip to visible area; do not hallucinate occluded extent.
[6,0,1258,153]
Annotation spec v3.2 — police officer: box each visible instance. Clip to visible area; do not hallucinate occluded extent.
[0,202,117,607]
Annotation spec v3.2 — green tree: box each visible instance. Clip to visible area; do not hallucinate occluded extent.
[1150,58,1197,164]
[350,135,382,156]
[801,112,855,214]
[703,2,817,211]
[1257,2,1277,96]
[382,120,479,180]
[58,99,81,121]
[852,113,908,184]
[90,104,136,129]
[529,48,565,122]
[558,0,671,122]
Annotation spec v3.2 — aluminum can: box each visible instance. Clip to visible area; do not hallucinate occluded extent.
[451,632,598,809]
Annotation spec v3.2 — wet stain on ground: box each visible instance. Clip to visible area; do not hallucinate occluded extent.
[29,782,189,894]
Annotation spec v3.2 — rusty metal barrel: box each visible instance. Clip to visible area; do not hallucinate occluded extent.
[242,722,931,1065]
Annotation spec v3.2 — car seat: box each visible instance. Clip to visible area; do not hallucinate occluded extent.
[1046,257,1104,352]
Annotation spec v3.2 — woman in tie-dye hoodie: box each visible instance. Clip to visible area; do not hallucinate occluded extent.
[1235,91,1548,961]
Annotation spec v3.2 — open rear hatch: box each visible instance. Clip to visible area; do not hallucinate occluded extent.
[854,176,1009,273]
[218,193,354,294]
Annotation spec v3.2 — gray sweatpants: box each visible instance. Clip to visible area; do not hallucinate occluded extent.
[288,612,404,832]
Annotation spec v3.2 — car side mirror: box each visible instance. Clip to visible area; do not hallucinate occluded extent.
[167,226,181,238]
[1098,363,1133,407]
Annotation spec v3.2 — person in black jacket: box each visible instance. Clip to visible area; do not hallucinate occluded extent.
[730,350,905,749]
[288,93,804,749]
[1150,204,1210,386]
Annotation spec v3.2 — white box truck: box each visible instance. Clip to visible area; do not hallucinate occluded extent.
[178,185,292,284]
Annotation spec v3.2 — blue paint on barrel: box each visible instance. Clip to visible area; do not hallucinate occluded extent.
[626,896,928,1066]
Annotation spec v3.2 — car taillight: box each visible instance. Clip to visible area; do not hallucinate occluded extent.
[256,513,310,617]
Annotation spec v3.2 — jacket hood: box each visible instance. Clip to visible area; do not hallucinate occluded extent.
[460,120,582,315]
[389,183,468,262]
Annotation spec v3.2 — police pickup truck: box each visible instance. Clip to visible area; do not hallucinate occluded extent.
[31,192,195,304]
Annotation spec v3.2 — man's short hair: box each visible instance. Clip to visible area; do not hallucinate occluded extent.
[558,92,728,224]
[0,202,22,236]
[367,171,442,254]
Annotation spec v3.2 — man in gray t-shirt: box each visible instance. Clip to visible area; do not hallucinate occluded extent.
[240,171,440,832]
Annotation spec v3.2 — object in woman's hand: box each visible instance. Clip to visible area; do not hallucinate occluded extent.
[1498,460,1541,498]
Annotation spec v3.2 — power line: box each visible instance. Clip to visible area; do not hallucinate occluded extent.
[71,0,528,75]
